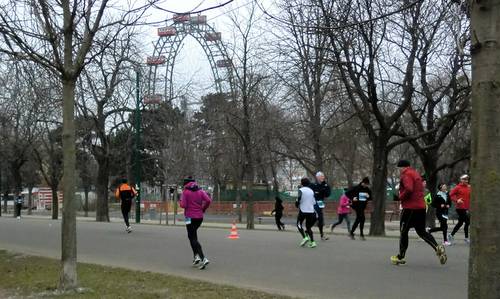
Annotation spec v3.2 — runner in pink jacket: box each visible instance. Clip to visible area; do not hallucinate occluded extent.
[179,177,212,269]
[330,192,351,234]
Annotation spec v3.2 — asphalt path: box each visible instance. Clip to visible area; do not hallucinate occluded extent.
[0,217,468,299]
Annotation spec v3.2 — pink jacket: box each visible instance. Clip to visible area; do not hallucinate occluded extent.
[337,194,351,214]
[179,182,212,219]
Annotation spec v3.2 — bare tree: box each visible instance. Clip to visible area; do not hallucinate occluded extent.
[77,29,139,222]
[0,0,153,289]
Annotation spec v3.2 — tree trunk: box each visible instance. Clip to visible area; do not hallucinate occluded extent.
[246,182,255,230]
[469,2,500,298]
[59,78,77,290]
[11,166,22,194]
[369,143,388,236]
[423,156,438,228]
[27,186,33,215]
[235,180,242,223]
[84,186,89,217]
[51,185,59,220]
[95,156,109,222]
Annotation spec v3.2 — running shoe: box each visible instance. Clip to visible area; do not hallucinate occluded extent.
[126,226,132,233]
[349,233,355,240]
[299,237,310,247]
[436,245,447,265]
[390,255,406,265]
[17,216,21,220]
[321,236,329,241]
[443,241,452,246]
[447,233,454,244]
[308,241,317,248]
[199,258,210,270]
[192,255,201,266]
[464,238,470,244]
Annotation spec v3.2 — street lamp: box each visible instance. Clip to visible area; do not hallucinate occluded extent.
[134,67,142,223]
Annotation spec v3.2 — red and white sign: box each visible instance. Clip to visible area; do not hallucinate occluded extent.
[158,26,176,37]
[173,14,190,23]
[146,56,166,65]
[37,187,63,210]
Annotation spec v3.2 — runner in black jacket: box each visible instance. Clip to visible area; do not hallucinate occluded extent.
[428,183,452,246]
[345,177,372,240]
[311,172,331,241]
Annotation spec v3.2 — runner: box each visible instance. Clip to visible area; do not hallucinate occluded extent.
[345,177,371,240]
[330,189,351,234]
[428,183,452,246]
[296,177,318,248]
[449,174,471,244]
[271,196,285,230]
[14,192,23,220]
[391,160,447,265]
[179,176,212,269]
[311,171,331,240]
[115,179,137,233]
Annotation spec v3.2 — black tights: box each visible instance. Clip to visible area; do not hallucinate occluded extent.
[121,200,132,227]
[451,209,470,238]
[399,209,439,259]
[275,213,285,230]
[317,209,325,237]
[429,215,448,242]
[297,212,317,242]
[187,218,205,259]
[350,208,366,236]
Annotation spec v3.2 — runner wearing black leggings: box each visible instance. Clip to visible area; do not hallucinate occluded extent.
[391,160,447,265]
[428,184,451,246]
[296,177,318,248]
[449,174,471,244]
[179,177,212,269]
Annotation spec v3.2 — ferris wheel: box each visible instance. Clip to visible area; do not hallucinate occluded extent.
[145,14,235,105]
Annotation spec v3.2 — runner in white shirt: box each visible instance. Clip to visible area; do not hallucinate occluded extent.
[295,177,318,248]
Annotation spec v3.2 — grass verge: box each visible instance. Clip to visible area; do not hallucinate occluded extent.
[0,250,292,299]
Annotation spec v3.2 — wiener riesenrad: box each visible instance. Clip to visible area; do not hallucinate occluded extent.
[145,14,234,105]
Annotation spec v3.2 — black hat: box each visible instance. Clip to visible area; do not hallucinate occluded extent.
[183,176,195,186]
[397,160,411,168]
[361,177,370,185]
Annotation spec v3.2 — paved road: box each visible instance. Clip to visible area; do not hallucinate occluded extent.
[0,217,468,299]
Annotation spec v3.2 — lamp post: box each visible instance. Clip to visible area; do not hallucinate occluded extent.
[134,68,142,223]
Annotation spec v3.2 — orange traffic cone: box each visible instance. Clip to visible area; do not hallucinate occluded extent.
[227,222,240,239]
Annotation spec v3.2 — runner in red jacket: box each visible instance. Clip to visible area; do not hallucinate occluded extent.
[449,174,471,244]
[391,160,447,265]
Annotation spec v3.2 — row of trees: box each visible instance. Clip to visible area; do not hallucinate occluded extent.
[0,0,474,292]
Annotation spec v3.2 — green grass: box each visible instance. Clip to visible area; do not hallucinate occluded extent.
[0,250,292,299]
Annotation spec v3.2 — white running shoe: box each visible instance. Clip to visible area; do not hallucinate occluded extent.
[199,258,210,270]
[443,241,452,246]
[192,255,201,266]
[126,226,132,233]
[464,238,470,244]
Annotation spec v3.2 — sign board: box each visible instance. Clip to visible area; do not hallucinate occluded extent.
[158,26,176,37]
[146,56,166,65]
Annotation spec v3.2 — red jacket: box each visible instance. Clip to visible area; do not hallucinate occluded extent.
[450,183,471,210]
[399,167,425,209]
